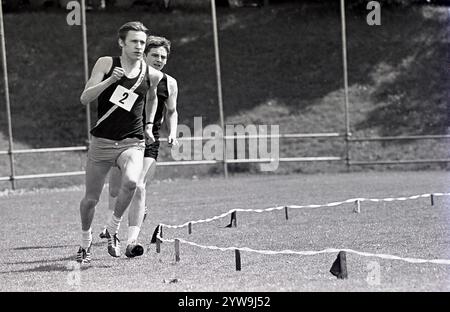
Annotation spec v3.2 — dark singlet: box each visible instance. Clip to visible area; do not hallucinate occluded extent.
[143,74,170,159]
[143,73,168,134]
[154,73,169,128]
[91,56,150,141]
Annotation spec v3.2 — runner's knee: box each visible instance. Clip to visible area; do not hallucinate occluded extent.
[134,183,146,196]
[109,182,120,197]
[81,197,99,210]
[122,178,138,192]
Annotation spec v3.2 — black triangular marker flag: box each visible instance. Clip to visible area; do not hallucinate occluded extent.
[225,211,237,228]
[150,225,160,244]
[330,251,348,279]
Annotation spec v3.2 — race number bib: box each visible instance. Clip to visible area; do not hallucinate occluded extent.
[109,85,138,112]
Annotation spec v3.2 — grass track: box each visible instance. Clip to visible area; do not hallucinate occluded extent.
[0,171,449,291]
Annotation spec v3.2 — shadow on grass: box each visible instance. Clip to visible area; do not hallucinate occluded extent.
[0,262,112,274]
[13,245,78,251]
[12,241,104,251]
[5,256,80,265]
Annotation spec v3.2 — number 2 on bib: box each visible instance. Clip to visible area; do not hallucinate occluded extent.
[109,85,138,112]
[119,92,129,104]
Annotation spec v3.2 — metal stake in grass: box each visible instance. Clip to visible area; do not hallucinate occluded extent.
[156,225,163,253]
[235,249,241,271]
[175,239,180,262]
[354,200,361,213]
[430,194,434,206]
[284,206,289,220]
[156,238,161,253]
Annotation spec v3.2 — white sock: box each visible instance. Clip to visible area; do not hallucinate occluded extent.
[106,214,122,236]
[127,226,140,245]
[81,229,92,249]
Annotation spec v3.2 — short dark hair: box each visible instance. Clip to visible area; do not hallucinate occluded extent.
[118,21,149,41]
[144,36,171,56]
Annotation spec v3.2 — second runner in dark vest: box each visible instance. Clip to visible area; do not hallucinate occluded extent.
[153,73,169,129]
[143,73,168,135]
[143,73,169,160]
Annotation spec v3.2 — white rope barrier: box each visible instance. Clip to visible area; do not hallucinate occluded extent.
[159,192,450,229]
[152,192,450,267]
[156,236,450,265]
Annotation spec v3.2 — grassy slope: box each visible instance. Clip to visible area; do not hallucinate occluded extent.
[0,2,448,190]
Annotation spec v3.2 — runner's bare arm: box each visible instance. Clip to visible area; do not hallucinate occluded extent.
[80,57,124,105]
[144,67,163,142]
[165,75,179,146]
